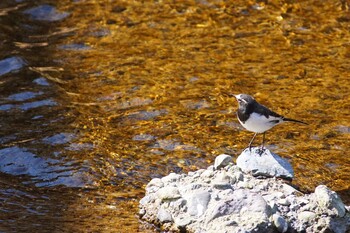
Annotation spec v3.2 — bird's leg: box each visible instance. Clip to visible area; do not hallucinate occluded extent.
[261,132,266,149]
[248,133,257,152]
[258,132,266,155]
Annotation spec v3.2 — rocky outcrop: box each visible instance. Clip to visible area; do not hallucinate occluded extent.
[139,148,350,232]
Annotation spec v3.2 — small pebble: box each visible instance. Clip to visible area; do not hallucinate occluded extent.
[214,154,232,170]
[156,187,181,200]
[298,211,316,222]
[273,214,288,233]
[278,198,291,206]
[157,207,173,223]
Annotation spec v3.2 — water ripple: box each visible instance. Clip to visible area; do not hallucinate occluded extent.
[33,77,50,86]
[42,133,76,145]
[0,146,95,188]
[0,99,57,112]
[0,56,26,76]
[23,5,70,22]
[59,43,91,51]
[19,99,57,111]
[7,91,43,101]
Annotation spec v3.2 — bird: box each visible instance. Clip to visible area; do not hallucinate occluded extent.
[233,94,307,152]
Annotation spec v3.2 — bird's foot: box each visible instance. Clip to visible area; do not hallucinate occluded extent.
[257,146,266,156]
[246,146,265,156]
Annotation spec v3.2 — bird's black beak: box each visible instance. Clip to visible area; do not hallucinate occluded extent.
[230,94,240,100]
[228,93,238,98]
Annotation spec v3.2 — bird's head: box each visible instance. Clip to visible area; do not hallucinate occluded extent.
[234,94,255,108]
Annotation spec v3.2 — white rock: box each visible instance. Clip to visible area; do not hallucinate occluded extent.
[139,208,146,216]
[157,207,173,223]
[278,198,291,206]
[315,185,346,217]
[161,172,181,184]
[174,216,192,229]
[212,171,233,189]
[179,183,206,195]
[282,183,300,195]
[169,198,187,211]
[139,195,153,206]
[145,178,164,193]
[273,213,288,233]
[236,147,294,179]
[200,169,214,179]
[234,171,244,182]
[208,189,271,227]
[156,187,181,200]
[298,211,316,222]
[185,190,211,217]
[214,154,232,170]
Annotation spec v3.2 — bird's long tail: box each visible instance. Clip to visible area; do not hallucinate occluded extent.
[283,117,308,125]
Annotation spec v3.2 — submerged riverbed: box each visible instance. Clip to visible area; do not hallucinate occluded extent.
[0,0,349,232]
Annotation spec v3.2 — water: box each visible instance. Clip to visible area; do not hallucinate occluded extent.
[0,0,349,232]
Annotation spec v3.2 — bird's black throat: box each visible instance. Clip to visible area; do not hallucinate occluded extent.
[236,101,256,123]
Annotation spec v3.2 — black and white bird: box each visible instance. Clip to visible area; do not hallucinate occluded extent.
[234,94,307,150]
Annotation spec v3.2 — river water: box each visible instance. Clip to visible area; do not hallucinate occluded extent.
[0,0,349,232]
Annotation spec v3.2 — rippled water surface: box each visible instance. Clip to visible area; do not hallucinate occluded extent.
[0,0,349,232]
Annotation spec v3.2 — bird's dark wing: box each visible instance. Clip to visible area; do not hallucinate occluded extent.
[255,102,307,124]
[253,102,283,119]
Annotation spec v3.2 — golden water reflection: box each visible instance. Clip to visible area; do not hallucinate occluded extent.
[56,0,350,230]
[55,1,350,230]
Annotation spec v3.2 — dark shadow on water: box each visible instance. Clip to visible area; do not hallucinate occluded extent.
[337,189,350,206]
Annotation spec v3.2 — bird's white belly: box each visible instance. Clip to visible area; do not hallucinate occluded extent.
[239,112,282,133]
